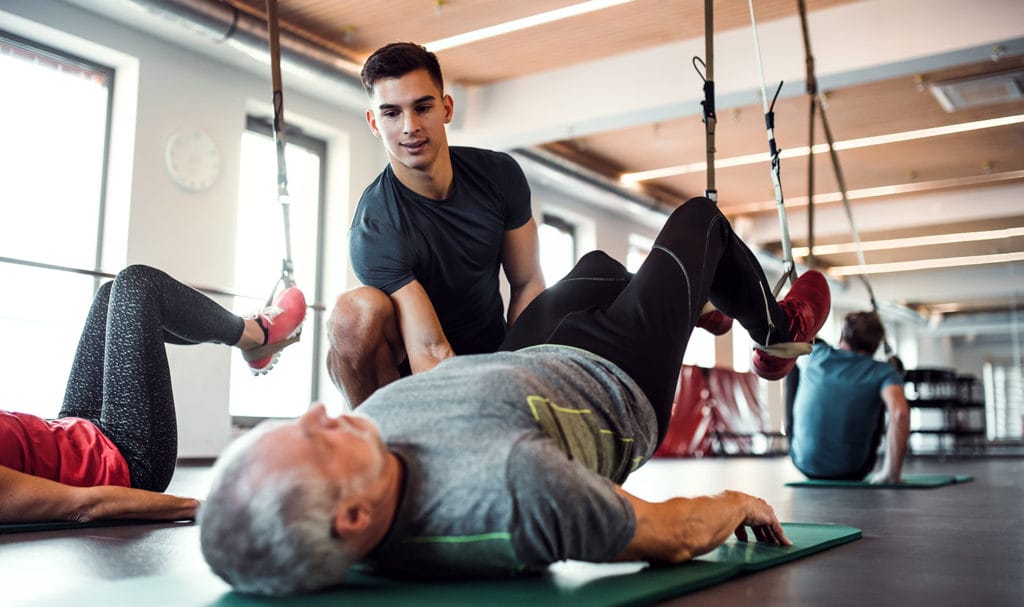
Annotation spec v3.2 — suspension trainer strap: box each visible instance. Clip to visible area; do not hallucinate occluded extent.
[747,0,795,296]
[265,0,296,298]
[699,0,717,203]
[795,1,897,362]
[797,0,818,269]
[817,103,881,309]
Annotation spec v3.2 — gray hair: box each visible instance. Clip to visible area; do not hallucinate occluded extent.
[198,427,355,596]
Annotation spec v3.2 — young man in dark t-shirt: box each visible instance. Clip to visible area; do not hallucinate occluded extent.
[328,42,545,407]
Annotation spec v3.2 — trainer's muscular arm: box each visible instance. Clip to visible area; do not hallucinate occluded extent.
[613,487,790,563]
[501,217,545,326]
[390,280,455,374]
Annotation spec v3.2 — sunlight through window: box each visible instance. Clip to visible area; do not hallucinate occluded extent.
[539,214,576,285]
[228,123,324,419]
[0,35,112,418]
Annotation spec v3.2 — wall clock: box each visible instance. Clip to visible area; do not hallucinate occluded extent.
[165,128,221,192]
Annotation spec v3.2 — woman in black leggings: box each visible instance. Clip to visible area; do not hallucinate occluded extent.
[0,265,305,523]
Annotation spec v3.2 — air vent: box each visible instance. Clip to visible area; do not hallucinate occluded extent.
[929,69,1024,112]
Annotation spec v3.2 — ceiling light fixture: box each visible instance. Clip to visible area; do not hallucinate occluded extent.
[425,0,638,52]
[792,227,1024,257]
[827,251,1024,277]
[620,114,1024,184]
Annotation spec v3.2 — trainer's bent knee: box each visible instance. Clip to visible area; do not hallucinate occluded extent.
[328,287,395,347]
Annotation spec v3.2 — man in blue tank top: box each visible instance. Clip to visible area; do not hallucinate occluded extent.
[328,42,545,406]
[789,312,910,482]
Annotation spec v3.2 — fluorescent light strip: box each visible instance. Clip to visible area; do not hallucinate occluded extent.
[726,170,1024,215]
[425,0,638,52]
[827,251,1024,277]
[926,303,964,313]
[620,114,1024,184]
[792,227,1024,257]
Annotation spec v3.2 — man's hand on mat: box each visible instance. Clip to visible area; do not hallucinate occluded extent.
[733,493,791,546]
[867,471,901,485]
[613,488,790,564]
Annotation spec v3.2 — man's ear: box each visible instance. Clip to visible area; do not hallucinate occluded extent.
[332,501,372,539]
[443,94,454,124]
[366,109,381,137]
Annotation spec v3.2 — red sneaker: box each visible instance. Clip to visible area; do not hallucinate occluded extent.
[697,303,733,336]
[242,287,307,375]
[752,270,830,380]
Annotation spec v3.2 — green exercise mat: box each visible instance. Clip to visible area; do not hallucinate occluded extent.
[0,518,193,535]
[22,523,860,607]
[786,473,974,489]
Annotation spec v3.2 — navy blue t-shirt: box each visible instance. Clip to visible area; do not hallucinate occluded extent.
[349,147,533,355]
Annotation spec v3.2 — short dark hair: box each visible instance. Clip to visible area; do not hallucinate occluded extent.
[841,311,886,355]
[360,42,444,96]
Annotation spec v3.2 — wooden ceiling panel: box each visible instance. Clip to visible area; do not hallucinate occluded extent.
[216,0,1021,313]
[233,0,862,83]
[543,54,1024,218]
[232,1,586,57]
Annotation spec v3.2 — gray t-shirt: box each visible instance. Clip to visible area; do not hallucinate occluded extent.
[357,345,657,577]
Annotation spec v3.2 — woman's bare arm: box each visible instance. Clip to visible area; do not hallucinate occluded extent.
[0,464,198,524]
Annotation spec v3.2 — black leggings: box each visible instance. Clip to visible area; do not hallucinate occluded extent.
[57,265,246,491]
[502,197,790,443]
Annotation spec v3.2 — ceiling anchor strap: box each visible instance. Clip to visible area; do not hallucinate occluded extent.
[264,0,297,308]
[796,0,900,368]
[694,0,717,204]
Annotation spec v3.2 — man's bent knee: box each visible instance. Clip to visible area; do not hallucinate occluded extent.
[328,287,395,347]
[326,287,404,405]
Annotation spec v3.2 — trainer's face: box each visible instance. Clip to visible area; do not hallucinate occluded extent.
[366,68,453,175]
[272,404,388,488]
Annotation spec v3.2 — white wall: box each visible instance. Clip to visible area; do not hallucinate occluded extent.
[2,0,382,456]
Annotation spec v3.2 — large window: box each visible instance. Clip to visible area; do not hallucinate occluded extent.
[0,32,113,418]
[538,213,576,285]
[626,233,653,274]
[228,117,325,420]
[984,361,1023,441]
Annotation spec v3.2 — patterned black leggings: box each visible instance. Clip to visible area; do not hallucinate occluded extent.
[502,197,791,443]
[57,265,245,491]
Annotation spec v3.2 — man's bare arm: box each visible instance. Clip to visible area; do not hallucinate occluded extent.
[870,383,911,484]
[501,217,546,326]
[390,280,455,374]
[613,487,790,563]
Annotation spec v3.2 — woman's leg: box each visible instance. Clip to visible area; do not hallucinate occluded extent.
[542,198,790,441]
[59,281,115,423]
[62,265,246,491]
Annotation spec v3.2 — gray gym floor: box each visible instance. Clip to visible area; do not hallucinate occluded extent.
[3,455,1021,606]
